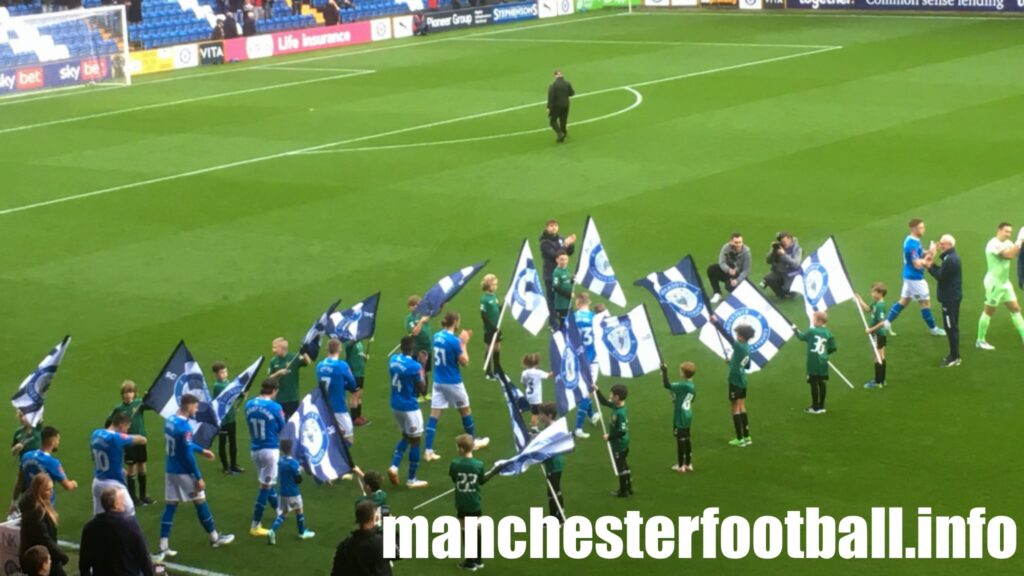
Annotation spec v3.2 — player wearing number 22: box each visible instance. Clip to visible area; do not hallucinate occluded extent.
[794,311,837,415]
[450,434,498,572]
[246,379,287,538]
[90,411,146,516]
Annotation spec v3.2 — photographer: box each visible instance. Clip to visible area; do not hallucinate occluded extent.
[761,232,802,299]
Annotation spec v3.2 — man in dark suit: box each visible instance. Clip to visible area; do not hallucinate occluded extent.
[79,488,156,576]
[929,234,962,367]
[547,70,575,143]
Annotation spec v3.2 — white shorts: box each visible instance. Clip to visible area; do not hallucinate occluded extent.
[278,495,304,514]
[431,383,470,410]
[900,279,930,301]
[334,412,354,438]
[393,410,424,437]
[165,474,205,502]
[251,449,280,485]
[91,478,135,516]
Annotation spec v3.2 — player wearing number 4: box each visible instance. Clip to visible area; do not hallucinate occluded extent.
[158,394,234,560]
[387,336,429,489]
[976,223,1024,350]
[794,312,837,415]
[89,412,146,516]
[245,379,286,538]
[423,312,490,462]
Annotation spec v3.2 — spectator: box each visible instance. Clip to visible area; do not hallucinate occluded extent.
[243,12,257,36]
[539,219,576,328]
[211,17,225,40]
[340,0,354,8]
[707,232,751,304]
[19,475,68,576]
[80,487,156,576]
[215,0,229,13]
[11,409,42,459]
[322,0,339,25]
[412,11,428,36]
[292,0,303,15]
[761,232,802,299]
[20,545,50,576]
[264,0,274,18]
[230,0,244,12]
[224,11,240,38]
[331,500,390,576]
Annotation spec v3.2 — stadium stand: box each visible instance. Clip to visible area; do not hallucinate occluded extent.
[0,5,120,68]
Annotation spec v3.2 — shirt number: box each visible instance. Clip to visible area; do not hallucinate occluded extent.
[455,472,477,493]
[252,419,266,441]
[92,449,110,472]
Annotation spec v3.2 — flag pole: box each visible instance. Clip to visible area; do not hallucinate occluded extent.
[539,468,567,523]
[413,488,455,510]
[828,361,855,390]
[482,301,508,374]
[590,387,620,478]
[854,301,883,365]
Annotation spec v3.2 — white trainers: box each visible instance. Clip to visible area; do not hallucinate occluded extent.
[473,437,490,450]
[299,530,316,540]
[670,465,681,472]
[710,293,722,305]
[212,534,235,548]
[590,412,601,426]
[930,327,947,337]
[406,479,429,489]
[387,466,400,486]
[574,429,590,439]
[976,340,996,351]
[423,450,442,462]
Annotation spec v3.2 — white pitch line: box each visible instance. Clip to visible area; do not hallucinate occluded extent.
[0,12,623,109]
[300,86,644,154]
[0,69,375,135]
[58,539,233,576]
[628,8,1024,22]
[0,45,839,218]
[254,66,372,72]
[458,36,841,50]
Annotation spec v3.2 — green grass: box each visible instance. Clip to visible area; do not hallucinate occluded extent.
[2,8,1024,576]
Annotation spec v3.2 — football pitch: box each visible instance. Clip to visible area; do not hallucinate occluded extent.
[3,8,1024,575]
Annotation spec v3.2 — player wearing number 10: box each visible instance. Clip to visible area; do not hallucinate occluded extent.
[245,379,286,538]
[89,412,146,516]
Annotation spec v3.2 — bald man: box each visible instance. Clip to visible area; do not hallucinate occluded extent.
[928,234,962,367]
[547,70,575,143]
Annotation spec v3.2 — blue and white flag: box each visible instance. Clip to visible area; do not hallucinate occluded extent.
[210,356,264,427]
[300,299,341,361]
[415,261,489,318]
[634,255,711,335]
[593,305,662,378]
[698,281,795,373]
[790,236,856,320]
[498,373,531,454]
[550,312,594,417]
[11,336,71,427]
[494,417,574,476]
[144,341,219,448]
[282,387,353,483]
[328,293,380,342]
[505,240,549,336]
[574,216,626,307]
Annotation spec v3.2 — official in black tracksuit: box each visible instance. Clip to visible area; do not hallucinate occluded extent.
[547,70,575,143]
[928,234,962,366]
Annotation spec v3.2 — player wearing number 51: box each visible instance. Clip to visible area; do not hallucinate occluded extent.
[89,412,146,517]
[793,312,837,415]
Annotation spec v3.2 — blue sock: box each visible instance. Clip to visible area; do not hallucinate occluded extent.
[253,488,269,525]
[268,487,279,510]
[461,414,476,437]
[408,445,421,481]
[587,400,595,418]
[160,504,177,539]
[575,398,592,431]
[921,308,936,329]
[887,302,904,323]
[196,501,216,534]
[392,438,409,468]
[271,514,285,532]
[425,416,438,451]
[297,513,306,534]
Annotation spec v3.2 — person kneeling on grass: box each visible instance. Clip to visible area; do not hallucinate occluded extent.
[268,439,315,545]
[794,311,837,415]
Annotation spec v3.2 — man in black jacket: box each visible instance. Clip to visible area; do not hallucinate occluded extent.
[332,501,390,576]
[539,219,576,329]
[547,70,575,143]
[80,488,156,576]
[929,234,962,368]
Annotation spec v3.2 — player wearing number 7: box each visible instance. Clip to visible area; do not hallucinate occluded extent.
[793,311,837,415]
[245,379,287,538]
[89,412,146,516]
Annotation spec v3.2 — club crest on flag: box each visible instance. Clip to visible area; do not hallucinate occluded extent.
[301,411,330,466]
[335,309,363,338]
[172,371,209,405]
[512,265,544,312]
[602,320,639,364]
[803,263,829,307]
[22,371,51,406]
[559,348,580,391]
[589,244,615,284]
[658,281,704,319]
[723,307,771,352]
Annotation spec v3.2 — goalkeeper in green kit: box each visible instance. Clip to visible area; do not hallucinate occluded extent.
[976,222,1024,350]
[794,311,837,415]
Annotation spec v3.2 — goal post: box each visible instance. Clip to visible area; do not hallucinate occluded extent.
[0,5,131,98]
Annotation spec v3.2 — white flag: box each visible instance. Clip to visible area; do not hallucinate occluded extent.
[505,240,549,336]
[790,236,856,320]
[698,281,794,373]
[575,216,627,307]
[593,305,661,378]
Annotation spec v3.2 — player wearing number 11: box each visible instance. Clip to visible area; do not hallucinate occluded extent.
[794,311,837,415]
[90,412,146,516]
[246,379,286,538]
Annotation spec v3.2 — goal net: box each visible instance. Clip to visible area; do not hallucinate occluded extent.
[0,5,130,98]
